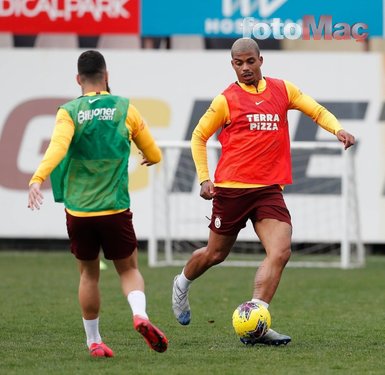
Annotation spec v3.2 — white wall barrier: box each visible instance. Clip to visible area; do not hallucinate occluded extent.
[0,50,383,243]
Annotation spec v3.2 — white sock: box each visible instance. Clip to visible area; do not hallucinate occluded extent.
[177,269,192,291]
[127,290,148,319]
[82,317,102,348]
[251,298,269,309]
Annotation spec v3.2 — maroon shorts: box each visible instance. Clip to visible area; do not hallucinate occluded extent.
[209,185,292,236]
[66,209,138,261]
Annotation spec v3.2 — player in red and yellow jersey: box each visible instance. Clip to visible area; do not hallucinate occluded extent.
[28,51,168,356]
[172,38,355,345]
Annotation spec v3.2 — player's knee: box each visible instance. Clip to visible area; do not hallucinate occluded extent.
[280,247,291,265]
[207,251,227,266]
[271,247,291,266]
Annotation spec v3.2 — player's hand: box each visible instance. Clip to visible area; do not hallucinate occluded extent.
[139,151,155,166]
[140,157,154,166]
[200,180,215,200]
[336,130,355,150]
[28,182,44,210]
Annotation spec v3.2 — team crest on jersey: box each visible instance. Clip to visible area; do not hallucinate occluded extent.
[214,216,221,229]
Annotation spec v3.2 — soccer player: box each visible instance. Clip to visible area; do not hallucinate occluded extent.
[172,38,355,345]
[28,50,168,356]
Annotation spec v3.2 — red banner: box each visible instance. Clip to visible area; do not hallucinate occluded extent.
[0,0,139,35]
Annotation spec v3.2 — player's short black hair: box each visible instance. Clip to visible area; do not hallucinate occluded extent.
[77,50,106,79]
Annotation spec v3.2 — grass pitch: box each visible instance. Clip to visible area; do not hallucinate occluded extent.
[0,251,384,375]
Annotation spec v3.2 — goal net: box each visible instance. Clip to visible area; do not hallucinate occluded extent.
[148,140,364,269]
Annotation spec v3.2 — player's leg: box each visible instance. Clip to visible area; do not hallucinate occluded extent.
[250,185,292,304]
[78,258,101,320]
[112,251,168,353]
[102,209,168,353]
[78,258,115,357]
[113,248,144,296]
[253,218,292,303]
[173,187,246,325]
[172,231,237,325]
[246,185,292,346]
[239,218,292,346]
[184,230,237,280]
[66,212,114,357]
[250,217,292,346]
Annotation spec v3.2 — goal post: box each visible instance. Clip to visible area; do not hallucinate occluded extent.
[148,140,365,269]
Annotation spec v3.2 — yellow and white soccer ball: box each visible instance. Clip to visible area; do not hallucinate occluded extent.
[232,301,271,341]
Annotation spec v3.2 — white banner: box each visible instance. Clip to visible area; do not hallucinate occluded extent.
[0,50,383,243]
